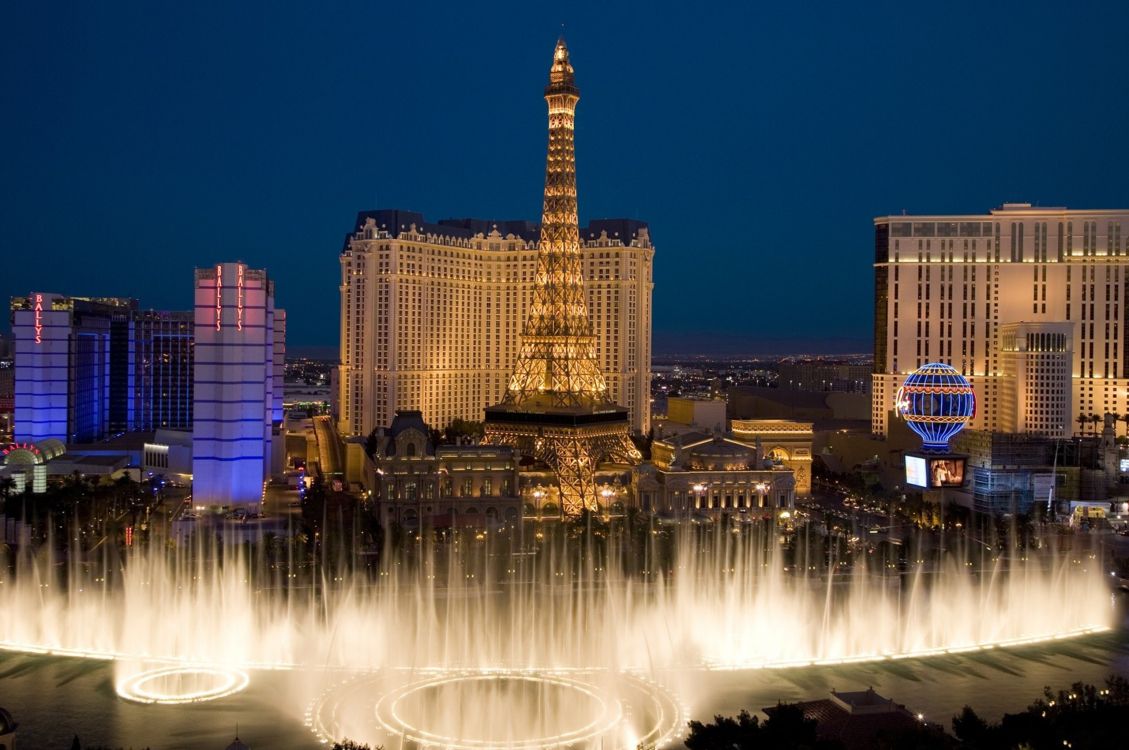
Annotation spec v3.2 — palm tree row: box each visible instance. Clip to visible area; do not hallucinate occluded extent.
[1074,412,1129,436]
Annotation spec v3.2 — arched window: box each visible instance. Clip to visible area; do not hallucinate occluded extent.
[405,442,417,457]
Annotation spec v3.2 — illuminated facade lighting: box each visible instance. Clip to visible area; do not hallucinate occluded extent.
[10,293,192,442]
[873,203,1129,438]
[192,262,285,507]
[483,38,640,516]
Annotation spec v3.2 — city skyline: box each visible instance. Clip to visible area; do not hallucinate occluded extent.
[4,2,1128,352]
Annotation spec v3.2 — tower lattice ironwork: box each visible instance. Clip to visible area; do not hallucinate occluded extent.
[484,37,640,517]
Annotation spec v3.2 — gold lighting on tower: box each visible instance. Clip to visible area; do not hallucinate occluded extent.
[484,37,640,517]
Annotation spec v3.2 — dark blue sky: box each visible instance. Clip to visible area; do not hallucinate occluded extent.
[3,1,1127,354]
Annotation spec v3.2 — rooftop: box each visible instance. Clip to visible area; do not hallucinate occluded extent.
[874,204,1128,223]
[345,209,649,250]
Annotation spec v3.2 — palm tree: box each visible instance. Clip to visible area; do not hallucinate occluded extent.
[1092,414,1103,436]
[0,475,15,511]
[1077,414,1088,436]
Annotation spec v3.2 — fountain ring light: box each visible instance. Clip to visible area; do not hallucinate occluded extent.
[310,669,685,749]
[116,665,250,704]
[376,672,621,749]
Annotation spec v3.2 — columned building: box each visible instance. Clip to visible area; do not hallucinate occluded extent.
[368,410,523,528]
[640,433,796,517]
[873,204,1129,439]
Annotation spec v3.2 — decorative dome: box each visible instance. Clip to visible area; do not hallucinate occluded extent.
[686,438,756,471]
[895,363,975,450]
[38,438,67,461]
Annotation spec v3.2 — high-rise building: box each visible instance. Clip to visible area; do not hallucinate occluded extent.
[120,310,195,432]
[192,263,283,507]
[11,293,194,444]
[11,293,119,443]
[338,105,653,440]
[339,212,653,441]
[872,203,1129,439]
[483,38,640,516]
[997,321,1073,437]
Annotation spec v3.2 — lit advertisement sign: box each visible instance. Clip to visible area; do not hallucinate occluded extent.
[33,293,43,344]
[928,457,965,487]
[215,264,223,331]
[906,455,967,488]
[236,264,245,332]
[1120,458,1129,473]
[905,455,928,487]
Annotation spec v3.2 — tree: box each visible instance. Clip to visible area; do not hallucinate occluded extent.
[332,741,381,750]
[684,704,832,749]
[952,675,1129,749]
[685,709,762,750]
[364,427,381,457]
[0,475,15,511]
[442,418,484,445]
[951,705,990,746]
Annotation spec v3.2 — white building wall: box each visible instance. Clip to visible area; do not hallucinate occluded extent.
[192,263,274,507]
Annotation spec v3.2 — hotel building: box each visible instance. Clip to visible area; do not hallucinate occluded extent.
[192,263,284,507]
[10,293,194,444]
[338,210,653,438]
[873,203,1129,439]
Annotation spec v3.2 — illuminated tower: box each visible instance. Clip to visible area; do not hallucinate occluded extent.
[192,262,281,508]
[484,38,639,516]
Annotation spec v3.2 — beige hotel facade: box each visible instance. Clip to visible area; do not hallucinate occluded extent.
[339,210,653,438]
[873,203,1129,439]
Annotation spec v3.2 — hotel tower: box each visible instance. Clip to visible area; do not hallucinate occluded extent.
[873,203,1129,439]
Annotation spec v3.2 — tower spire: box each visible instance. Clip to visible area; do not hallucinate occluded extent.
[502,35,605,409]
[484,39,640,517]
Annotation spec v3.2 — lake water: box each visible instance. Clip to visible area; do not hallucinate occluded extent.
[3,622,1128,749]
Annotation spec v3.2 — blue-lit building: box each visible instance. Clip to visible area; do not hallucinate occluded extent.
[10,293,195,445]
[192,263,285,508]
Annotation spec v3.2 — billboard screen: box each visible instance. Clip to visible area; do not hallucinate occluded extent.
[928,457,965,487]
[905,455,928,487]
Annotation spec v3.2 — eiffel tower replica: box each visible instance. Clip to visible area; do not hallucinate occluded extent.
[484,37,640,517]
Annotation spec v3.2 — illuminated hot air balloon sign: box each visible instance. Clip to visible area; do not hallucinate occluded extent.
[895,363,975,451]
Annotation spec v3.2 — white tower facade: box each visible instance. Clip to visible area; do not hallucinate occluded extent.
[192,262,282,507]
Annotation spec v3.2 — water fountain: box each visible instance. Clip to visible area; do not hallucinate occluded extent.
[0,520,1112,748]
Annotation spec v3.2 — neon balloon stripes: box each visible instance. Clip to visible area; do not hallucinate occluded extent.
[895,362,976,450]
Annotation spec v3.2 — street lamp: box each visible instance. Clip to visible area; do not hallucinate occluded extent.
[755,481,769,510]
[692,483,707,512]
[600,486,613,510]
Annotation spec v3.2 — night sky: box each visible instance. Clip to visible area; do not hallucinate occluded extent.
[3,1,1127,354]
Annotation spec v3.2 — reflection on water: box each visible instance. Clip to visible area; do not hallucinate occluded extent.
[3,627,1128,749]
[0,525,1120,747]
